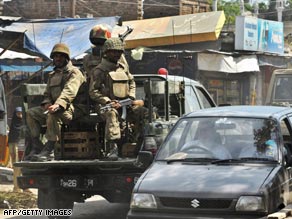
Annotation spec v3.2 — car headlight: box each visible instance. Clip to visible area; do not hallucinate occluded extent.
[236,196,265,211]
[130,193,157,209]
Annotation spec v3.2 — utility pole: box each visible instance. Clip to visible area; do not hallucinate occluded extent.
[239,0,245,15]
[213,0,218,11]
[58,0,62,18]
[276,0,284,22]
[0,0,3,16]
[253,0,258,17]
[137,0,144,20]
[71,0,76,18]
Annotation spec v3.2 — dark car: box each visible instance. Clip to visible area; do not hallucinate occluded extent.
[127,106,292,219]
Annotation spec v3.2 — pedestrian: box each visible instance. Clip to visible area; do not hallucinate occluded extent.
[89,38,137,160]
[25,43,87,162]
[8,107,24,192]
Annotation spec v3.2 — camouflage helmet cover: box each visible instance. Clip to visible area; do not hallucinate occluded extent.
[50,43,70,59]
[103,38,124,52]
[89,24,111,45]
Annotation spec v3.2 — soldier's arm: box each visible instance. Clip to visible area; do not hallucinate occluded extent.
[55,69,86,109]
[89,69,111,105]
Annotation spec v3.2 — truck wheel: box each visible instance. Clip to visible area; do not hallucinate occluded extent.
[38,189,74,219]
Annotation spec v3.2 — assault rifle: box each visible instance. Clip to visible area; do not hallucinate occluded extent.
[119,26,133,42]
[100,98,144,120]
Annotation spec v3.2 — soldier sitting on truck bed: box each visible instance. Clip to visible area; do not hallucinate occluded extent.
[89,38,143,161]
[24,43,87,162]
[83,24,129,80]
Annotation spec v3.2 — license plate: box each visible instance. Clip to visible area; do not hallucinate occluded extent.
[60,178,78,188]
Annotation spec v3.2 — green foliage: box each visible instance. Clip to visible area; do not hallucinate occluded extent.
[217,0,241,24]
[258,2,268,12]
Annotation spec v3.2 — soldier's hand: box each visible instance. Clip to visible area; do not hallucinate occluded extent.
[42,103,51,111]
[47,104,61,113]
[111,100,121,109]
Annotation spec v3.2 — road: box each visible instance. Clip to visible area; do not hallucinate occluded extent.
[1,195,130,219]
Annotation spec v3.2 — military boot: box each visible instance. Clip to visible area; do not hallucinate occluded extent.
[32,141,56,162]
[23,137,44,161]
[106,141,119,161]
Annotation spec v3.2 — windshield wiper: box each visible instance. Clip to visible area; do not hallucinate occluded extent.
[239,157,278,162]
[211,159,241,164]
[166,157,216,164]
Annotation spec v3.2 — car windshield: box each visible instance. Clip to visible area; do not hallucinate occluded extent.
[274,76,292,102]
[157,117,279,162]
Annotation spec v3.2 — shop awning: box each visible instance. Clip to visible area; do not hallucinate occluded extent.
[113,11,225,49]
[198,53,260,73]
[0,17,120,59]
[0,48,52,72]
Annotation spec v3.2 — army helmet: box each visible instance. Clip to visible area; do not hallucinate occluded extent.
[89,24,111,45]
[103,38,124,53]
[50,43,70,60]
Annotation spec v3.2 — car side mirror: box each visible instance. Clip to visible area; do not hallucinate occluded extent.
[135,151,153,168]
[284,143,292,167]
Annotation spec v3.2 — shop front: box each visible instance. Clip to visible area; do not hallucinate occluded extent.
[197,52,259,106]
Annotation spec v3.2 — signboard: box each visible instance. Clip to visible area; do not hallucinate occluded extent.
[258,19,284,54]
[235,16,258,51]
[235,16,284,55]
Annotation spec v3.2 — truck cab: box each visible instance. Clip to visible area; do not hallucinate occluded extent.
[266,69,292,107]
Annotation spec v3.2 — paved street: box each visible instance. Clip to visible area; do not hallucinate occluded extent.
[1,183,129,219]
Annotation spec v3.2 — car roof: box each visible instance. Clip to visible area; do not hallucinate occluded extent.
[186,105,292,120]
[133,74,202,86]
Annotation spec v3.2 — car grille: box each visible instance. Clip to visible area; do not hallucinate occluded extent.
[159,197,233,209]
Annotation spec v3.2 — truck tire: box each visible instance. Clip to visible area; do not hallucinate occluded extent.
[38,189,74,219]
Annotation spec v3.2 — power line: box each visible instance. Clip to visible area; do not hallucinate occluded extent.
[92,0,179,8]
[4,3,23,17]
[76,0,102,16]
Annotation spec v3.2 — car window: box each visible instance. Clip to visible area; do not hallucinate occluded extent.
[185,85,201,113]
[196,86,213,108]
[157,117,279,161]
[274,76,292,101]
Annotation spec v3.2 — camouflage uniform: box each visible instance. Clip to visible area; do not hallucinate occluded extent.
[89,58,135,141]
[83,47,128,80]
[27,61,86,142]
[84,24,129,82]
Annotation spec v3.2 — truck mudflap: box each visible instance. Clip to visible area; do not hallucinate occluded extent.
[18,172,141,191]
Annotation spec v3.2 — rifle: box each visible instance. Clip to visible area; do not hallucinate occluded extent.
[119,26,133,42]
[100,98,144,120]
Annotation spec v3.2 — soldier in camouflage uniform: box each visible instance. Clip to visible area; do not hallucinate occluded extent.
[25,43,87,161]
[83,24,111,78]
[83,24,129,80]
[89,38,136,160]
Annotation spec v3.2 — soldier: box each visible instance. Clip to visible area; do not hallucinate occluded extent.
[83,24,129,80]
[89,38,136,160]
[83,24,111,79]
[25,43,87,161]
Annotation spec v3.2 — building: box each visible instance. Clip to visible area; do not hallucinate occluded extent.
[3,0,210,21]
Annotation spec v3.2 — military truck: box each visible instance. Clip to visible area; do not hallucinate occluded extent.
[14,74,216,219]
[265,69,292,107]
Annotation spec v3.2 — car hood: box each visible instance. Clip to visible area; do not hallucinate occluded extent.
[137,162,275,198]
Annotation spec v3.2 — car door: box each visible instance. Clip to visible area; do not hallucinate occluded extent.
[281,116,292,202]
